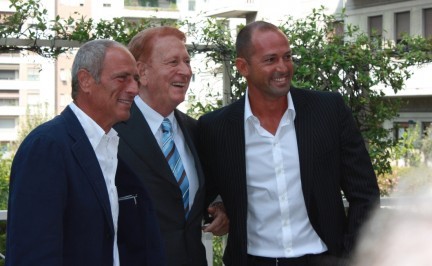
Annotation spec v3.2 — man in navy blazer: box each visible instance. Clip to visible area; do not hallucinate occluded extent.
[6,39,164,265]
[198,21,380,266]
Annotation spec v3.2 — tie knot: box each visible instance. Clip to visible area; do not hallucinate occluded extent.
[161,118,172,133]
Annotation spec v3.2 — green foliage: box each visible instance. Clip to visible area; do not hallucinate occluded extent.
[181,17,247,103]
[377,168,401,196]
[0,152,11,210]
[186,92,223,119]
[421,125,432,163]
[212,235,226,266]
[391,124,421,167]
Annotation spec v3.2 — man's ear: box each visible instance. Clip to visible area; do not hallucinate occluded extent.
[77,69,94,93]
[235,57,249,77]
[136,61,148,87]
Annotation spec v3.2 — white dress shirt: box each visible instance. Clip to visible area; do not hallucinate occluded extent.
[244,90,327,258]
[70,102,120,266]
[134,96,199,208]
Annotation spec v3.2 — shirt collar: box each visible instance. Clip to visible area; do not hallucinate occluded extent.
[69,102,117,150]
[244,88,296,124]
[134,95,176,134]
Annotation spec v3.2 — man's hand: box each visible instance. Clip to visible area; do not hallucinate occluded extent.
[202,202,229,236]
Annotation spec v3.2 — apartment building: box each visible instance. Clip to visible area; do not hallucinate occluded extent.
[344,0,432,138]
[0,0,56,147]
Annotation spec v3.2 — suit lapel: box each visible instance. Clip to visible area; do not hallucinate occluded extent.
[224,98,248,206]
[291,88,314,206]
[116,103,178,186]
[63,107,114,233]
[226,99,247,162]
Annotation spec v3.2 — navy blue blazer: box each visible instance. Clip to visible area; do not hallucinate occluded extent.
[198,87,380,266]
[6,106,164,266]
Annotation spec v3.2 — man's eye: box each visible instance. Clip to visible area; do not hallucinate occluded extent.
[284,54,292,60]
[116,76,127,81]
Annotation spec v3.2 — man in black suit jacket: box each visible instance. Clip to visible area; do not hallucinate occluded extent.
[6,40,164,265]
[115,26,228,266]
[198,21,380,266]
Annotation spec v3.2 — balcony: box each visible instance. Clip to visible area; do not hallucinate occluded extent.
[346,0,416,10]
[122,0,181,21]
[201,0,258,20]
[124,0,178,11]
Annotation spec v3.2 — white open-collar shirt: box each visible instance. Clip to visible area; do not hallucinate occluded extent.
[70,102,120,266]
[244,90,327,258]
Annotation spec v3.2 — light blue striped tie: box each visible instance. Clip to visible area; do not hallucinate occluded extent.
[161,118,190,218]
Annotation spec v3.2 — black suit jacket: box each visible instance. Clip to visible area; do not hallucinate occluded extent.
[114,102,207,266]
[198,87,380,266]
[6,106,164,266]
[116,156,166,266]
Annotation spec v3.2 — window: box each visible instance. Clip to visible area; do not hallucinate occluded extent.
[327,20,344,42]
[424,8,432,38]
[0,118,16,130]
[126,0,176,8]
[393,120,419,141]
[368,15,383,38]
[422,122,432,137]
[188,0,195,11]
[369,15,383,47]
[0,64,19,80]
[0,70,18,80]
[103,0,112,7]
[60,68,70,85]
[395,11,410,43]
[0,90,19,106]
[0,99,18,106]
[27,65,41,81]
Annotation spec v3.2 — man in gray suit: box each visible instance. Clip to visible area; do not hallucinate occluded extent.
[198,21,380,266]
[115,26,228,266]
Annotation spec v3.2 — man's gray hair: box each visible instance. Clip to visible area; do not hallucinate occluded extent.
[71,39,126,100]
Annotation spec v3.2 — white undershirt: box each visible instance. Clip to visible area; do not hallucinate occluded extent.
[244,91,327,258]
[134,96,199,208]
[70,103,120,266]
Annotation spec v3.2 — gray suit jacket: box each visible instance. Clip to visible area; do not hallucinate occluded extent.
[198,87,380,266]
[115,102,207,266]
